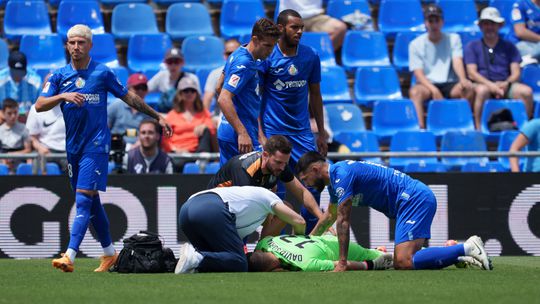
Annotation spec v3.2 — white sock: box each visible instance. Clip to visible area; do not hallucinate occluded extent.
[65,248,77,262]
[103,244,116,256]
[463,242,472,255]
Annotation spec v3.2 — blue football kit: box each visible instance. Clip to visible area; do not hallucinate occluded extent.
[509,0,540,43]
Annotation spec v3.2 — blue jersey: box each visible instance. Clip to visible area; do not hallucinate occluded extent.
[218,46,261,144]
[40,60,127,154]
[260,44,321,134]
[328,160,420,219]
[509,0,540,43]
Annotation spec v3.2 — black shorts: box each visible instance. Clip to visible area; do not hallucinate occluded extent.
[433,81,458,99]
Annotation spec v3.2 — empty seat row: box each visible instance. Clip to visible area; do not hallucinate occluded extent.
[0,163,62,175]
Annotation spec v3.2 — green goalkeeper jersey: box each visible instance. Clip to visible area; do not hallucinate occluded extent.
[255,235,382,272]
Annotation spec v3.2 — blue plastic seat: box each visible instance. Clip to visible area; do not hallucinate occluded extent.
[205,162,221,174]
[461,161,506,172]
[489,0,514,36]
[90,34,120,67]
[321,65,352,104]
[45,162,62,175]
[354,66,403,107]
[0,39,8,70]
[111,3,159,41]
[389,131,438,170]
[327,0,370,20]
[392,32,421,72]
[535,101,540,118]
[458,30,482,49]
[57,1,105,40]
[19,34,67,71]
[521,65,540,102]
[183,162,201,174]
[127,34,172,75]
[182,35,225,73]
[155,0,200,5]
[16,163,33,175]
[342,31,391,71]
[437,0,478,33]
[4,1,52,42]
[101,0,146,6]
[372,99,420,142]
[220,0,266,39]
[300,32,336,67]
[166,3,214,41]
[333,131,382,163]
[404,162,448,173]
[440,130,488,168]
[196,67,214,93]
[0,164,8,175]
[426,99,475,138]
[497,130,526,170]
[325,103,366,138]
[377,0,425,38]
[480,99,528,141]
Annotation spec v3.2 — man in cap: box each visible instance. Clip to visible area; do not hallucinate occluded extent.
[464,7,533,129]
[0,51,42,120]
[408,4,474,129]
[148,47,200,112]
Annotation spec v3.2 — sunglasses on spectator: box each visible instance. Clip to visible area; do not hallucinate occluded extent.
[181,88,197,94]
[165,58,182,65]
[133,84,148,91]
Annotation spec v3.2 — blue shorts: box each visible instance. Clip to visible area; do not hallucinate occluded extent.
[394,183,436,245]
[66,152,109,192]
[266,132,316,168]
[218,139,262,167]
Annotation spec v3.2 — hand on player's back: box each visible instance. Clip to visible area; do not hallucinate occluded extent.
[62,92,85,106]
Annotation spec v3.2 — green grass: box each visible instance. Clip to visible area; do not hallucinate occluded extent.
[1,257,539,304]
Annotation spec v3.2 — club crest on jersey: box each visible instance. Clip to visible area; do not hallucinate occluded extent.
[228,74,240,88]
[288,64,298,76]
[75,77,85,88]
[336,187,345,198]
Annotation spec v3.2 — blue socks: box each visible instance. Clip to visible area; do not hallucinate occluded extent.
[90,195,113,248]
[412,244,465,269]
[68,193,113,252]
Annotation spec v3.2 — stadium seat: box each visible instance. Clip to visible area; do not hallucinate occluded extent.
[426,99,475,138]
[354,66,403,107]
[461,161,506,172]
[389,131,438,170]
[182,35,225,73]
[377,0,425,38]
[183,162,201,174]
[327,0,370,20]
[333,131,382,163]
[404,162,448,173]
[535,101,540,119]
[480,99,528,141]
[437,0,478,33]
[45,163,62,175]
[0,164,8,175]
[89,34,120,68]
[321,65,352,104]
[196,67,214,94]
[220,0,266,39]
[19,34,67,71]
[372,99,420,142]
[521,65,540,102]
[458,31,482,49]
[101,0,146,6]
[325,103,366,138]
[204,162,221,174]
[127,34,172,76]
[166,3,214,41]
[392,32,421,72]
[111,3,159,41]
[57,1,105,40]
[300,32,336,67]
[341,31,391,71]
[497,130,526,171]
[155,0,200,5]
[16,163,33,175]
[440,130,488,169]
[489,0,514,36]
[0,39,8,70]
[4,0,52,42]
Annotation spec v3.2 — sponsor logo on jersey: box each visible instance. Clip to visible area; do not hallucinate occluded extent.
[273,79,286,91]
[75,77,85,88]
[272,79,307,91]
[405,220,416,225]
[512,8,522,21]
[228,74,240,88]
[335,178,340,183]
[83,94,100,104]
[236,65,246,69]
[288,64,298,76]
[42,82,51,93]
[270,67,284,75]
[62,81,72,87]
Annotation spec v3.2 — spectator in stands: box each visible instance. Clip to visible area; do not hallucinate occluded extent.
[510,0,540,66]
[0,51,42,118]
[408,4,474,129]
[509,118,540,172]
[202,38,241,118]
[148,47,200,113]
[126,119,173,174]
[279,0,347,51]
[465,7,533,130]
[108,73,151,148]
[0,98,32,172]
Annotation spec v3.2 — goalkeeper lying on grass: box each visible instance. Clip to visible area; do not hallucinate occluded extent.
[247,235,393,272]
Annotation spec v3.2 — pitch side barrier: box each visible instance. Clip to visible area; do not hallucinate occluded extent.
[0,173,538,259]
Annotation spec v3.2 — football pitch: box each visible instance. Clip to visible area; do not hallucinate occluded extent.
[1,257,539,304]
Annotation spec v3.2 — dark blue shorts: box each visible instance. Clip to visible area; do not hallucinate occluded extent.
[66,152,109,192]
[394,183,437,245]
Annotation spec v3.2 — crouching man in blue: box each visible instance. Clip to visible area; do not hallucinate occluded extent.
[296,152,493,271]
[175,186,306,273]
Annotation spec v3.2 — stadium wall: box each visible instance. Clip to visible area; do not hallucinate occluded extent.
[0,174,538,258]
